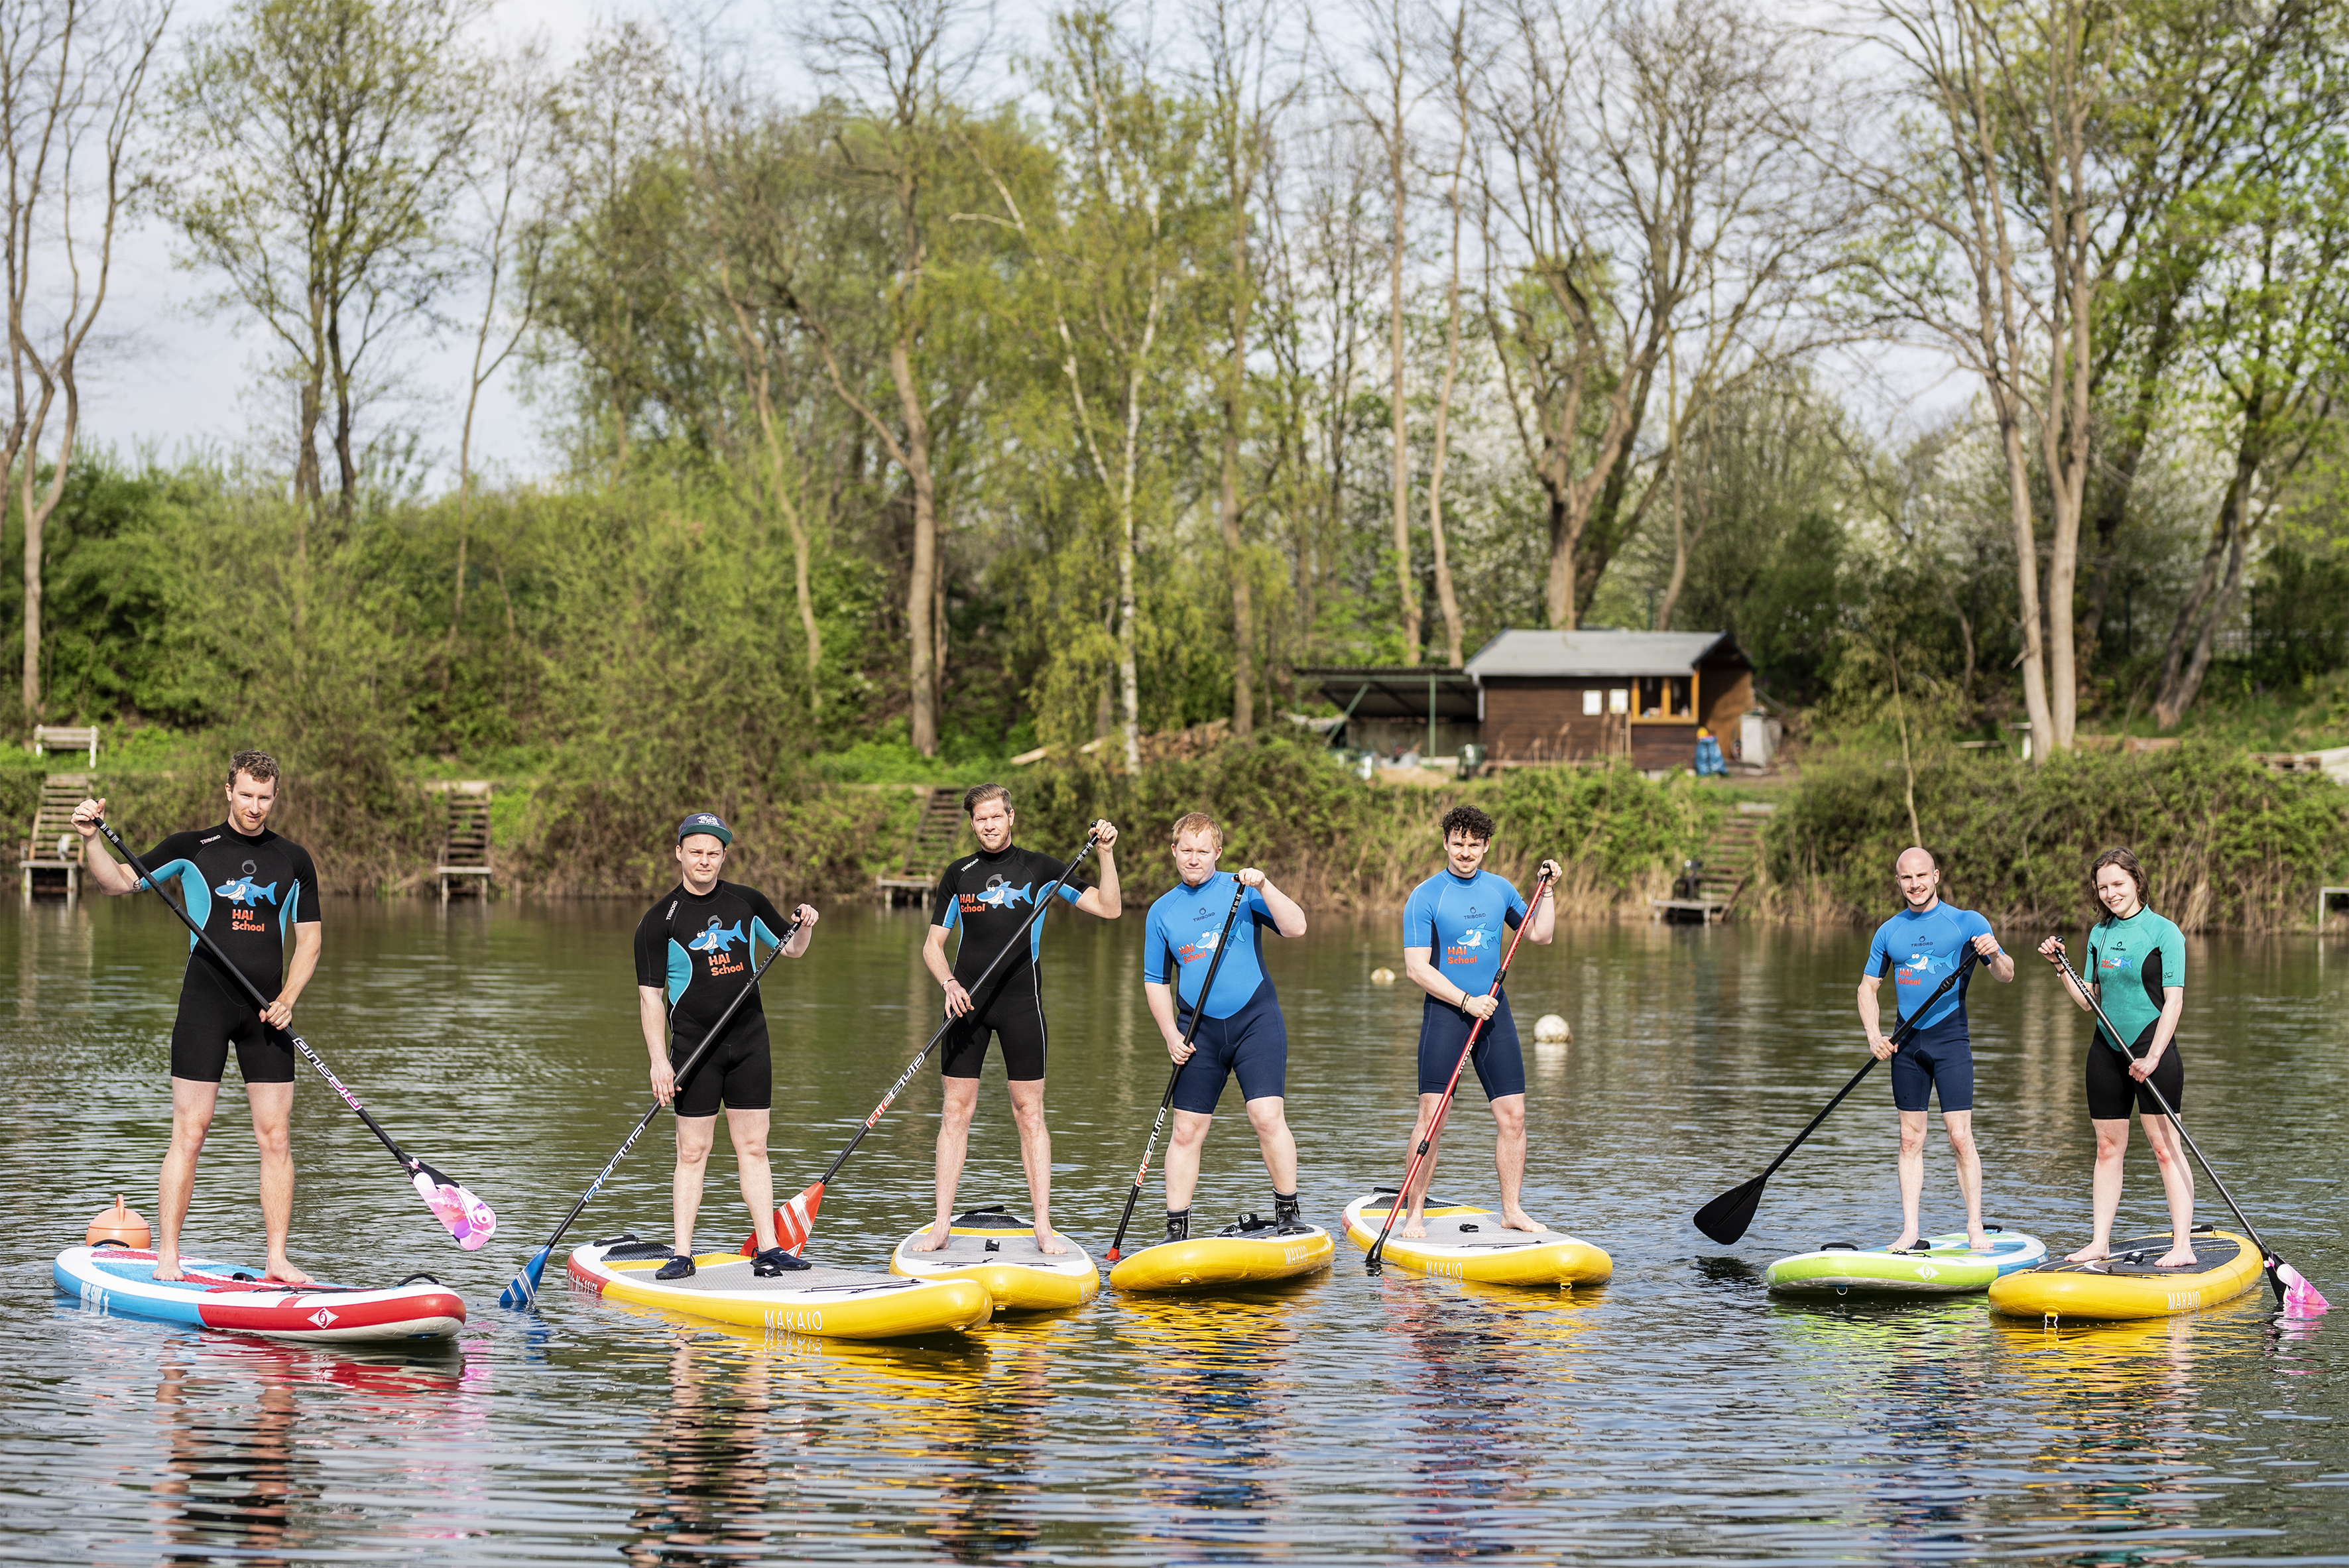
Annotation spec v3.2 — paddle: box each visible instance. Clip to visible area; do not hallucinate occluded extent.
[1105,877,1251,1262]
[2043,940,2328,1313]
[759,823,1109,1255]
[1692,945,1981,1246]
[91,817,497,1250]
[499,912,804,1308]
[1365,868,1555,1276]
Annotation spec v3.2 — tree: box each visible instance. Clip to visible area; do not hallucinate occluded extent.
[1421,0,1479,667]
[2,0,166,723]
[166,0,485,538]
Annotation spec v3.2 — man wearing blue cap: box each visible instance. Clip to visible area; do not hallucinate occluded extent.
[633,812,817,1278]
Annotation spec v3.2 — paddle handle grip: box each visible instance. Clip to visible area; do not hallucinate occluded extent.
[1107,880,1250,1260]
[1368,871,1553,1272]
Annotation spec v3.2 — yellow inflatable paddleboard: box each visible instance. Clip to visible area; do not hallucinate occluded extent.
[1988,1228,2265,1321]
[889,1205,1100,1312]
[1344,1191,1612,1287]
[1107,1213,1333,1292]
[568,1236,991,1339]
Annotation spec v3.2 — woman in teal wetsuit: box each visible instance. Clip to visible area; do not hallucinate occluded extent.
[2036,847,2195,1267]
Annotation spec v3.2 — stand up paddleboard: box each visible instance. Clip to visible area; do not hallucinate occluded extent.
[1107,1213,1333,1293]
[568,1235,992,1339]
[1766,1229,2046,1297]
[1988,1227,2265,1321]
[54,1243,465,1343]
[1343,1191,1612,1287]
[889,1205,1099,1312]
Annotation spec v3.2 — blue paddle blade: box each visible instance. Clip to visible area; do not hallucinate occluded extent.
[499,1247,552,1309]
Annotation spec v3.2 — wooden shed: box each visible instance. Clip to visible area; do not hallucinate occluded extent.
[1465,629,1753,768]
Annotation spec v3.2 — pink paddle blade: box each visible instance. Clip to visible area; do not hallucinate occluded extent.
[741,1185,825,1257]
[415,1172,498,1250]
[2279,1260,2330,1315]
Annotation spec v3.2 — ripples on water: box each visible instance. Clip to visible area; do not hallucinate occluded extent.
[1,899,2343,1563]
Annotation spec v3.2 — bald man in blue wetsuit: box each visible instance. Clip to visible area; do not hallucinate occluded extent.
[1143,812,1309,1243]
[1856,846,2016,1253]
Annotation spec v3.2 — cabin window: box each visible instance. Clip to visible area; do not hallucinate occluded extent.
[1583,689,1602,715]
[1608,688,1628,714]
[1632,676,1693,722]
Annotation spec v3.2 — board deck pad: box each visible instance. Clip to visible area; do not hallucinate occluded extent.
[2029,1231,2248,1278]
[604,1252,927,1299]
[1354,1196,1575,1250]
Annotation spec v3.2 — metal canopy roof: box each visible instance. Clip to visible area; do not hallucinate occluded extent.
[1463,629,1748,679]
[1295,666,1482,722]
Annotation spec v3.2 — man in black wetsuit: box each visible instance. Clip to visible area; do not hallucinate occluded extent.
[73,751,322,1284]
[912,786,1120,1256]
[634,812,817,1279]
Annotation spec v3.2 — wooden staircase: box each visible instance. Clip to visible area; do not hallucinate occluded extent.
[19,772,90,898]
[1652,801,1773,923]
[435,788,493,901]
[878,788,967,904]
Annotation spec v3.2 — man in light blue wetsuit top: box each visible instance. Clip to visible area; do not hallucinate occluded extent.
[1855,846,2015,1252]
[1398,805,1561,1239]
[1142,811,1309,1244]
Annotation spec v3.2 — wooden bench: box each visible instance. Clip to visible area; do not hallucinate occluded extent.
[28,725,97,766]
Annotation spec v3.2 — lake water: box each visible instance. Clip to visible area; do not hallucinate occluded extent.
[1,895,2344,1564]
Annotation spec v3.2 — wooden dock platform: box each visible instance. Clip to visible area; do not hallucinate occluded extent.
[435,786,493,902]
[878,788,965,906]
[19,772,90,898]
[1652,802,1773,924]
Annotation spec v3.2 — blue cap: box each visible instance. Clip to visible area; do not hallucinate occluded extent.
[677,812,732,847]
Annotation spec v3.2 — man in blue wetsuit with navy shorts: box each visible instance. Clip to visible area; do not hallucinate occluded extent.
[1856,846,2015,1252]
[1399,805,1561,1239]
[1143,812,1309,1243]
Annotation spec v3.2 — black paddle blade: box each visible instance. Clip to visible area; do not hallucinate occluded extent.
[1694,1176,1767,1245]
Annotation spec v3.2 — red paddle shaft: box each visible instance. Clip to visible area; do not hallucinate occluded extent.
[1365,870,1555,1275]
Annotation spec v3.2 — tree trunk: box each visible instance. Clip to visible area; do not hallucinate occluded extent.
[1387,107,1418,664]
[1425,109,1467,669]
[890,331,940,756]
[1994,402,2055,760]
[19,492,40,723]
[2153,441,2259,727]
[1222,156,1256,733]
[2079,299,2176,660]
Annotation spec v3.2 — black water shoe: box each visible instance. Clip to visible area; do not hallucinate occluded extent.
[1164,1209,1191,1244]
[655,1252,696,1281]
[753,1246,811,1277]
[1273,1190,1301,1229]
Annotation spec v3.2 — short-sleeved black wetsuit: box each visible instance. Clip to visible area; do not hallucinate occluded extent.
[930,845,1090,1081]
[136,823,322,1085]
[634,881,789,1117]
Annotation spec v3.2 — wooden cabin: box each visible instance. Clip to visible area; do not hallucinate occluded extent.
[1466,629,1752,768]
[1299,629,1755,771]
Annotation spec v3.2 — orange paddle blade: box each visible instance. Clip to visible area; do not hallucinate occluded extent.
[741,1182,825,1256]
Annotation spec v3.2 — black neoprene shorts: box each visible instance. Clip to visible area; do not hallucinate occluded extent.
[2085,1038,2182,1121]
[169,975,294,1085]
[671,1020,773,1117]
[940,975,1048,1082]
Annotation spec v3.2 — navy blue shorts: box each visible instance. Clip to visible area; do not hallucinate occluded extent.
[1417,993,1526,1100]
[1890,1016,1974,1113]
[1171,979,1288,1115]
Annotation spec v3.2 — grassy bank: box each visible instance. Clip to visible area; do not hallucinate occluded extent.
[1762,741,2349,934]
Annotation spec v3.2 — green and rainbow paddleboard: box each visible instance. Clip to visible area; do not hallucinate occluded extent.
[1765,1229,2046,1297]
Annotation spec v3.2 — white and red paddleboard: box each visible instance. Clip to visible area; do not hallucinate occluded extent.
[54,1244,465,1343]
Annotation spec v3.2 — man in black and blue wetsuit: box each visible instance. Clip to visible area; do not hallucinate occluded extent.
[1856,846,2016,1252]
[913,785,1120,1256]
[74,751,322,1284]
[634,812,817,1279]
[1143,811,1309,1243]
[1399,805,1561,1239]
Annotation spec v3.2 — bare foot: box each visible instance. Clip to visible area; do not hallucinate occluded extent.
[907,1219,953,1253]
[264,1257,313,1285]
[1400,1212,1429,1239]
[2155,1246,2198,1268]
[152,1254,185,1283]
[2065,1242,2109,1263]
[1968,1230,1993,1253]
[1033,1227,1068,1256]
[1500,1207,1545,1234]
[1886,1233,1920,1252]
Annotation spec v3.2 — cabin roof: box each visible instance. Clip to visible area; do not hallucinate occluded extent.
[1463,629,1748,680]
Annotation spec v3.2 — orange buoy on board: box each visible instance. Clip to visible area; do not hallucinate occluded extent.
[87,1195,151,1249]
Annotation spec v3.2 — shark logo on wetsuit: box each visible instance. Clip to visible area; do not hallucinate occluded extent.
[975,878,1036,910]
[214,863,279,906]
[688,920,746,955]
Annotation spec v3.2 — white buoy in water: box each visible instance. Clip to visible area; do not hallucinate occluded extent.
[1370,967,1397,985]
[1534,1014,1572,1045]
